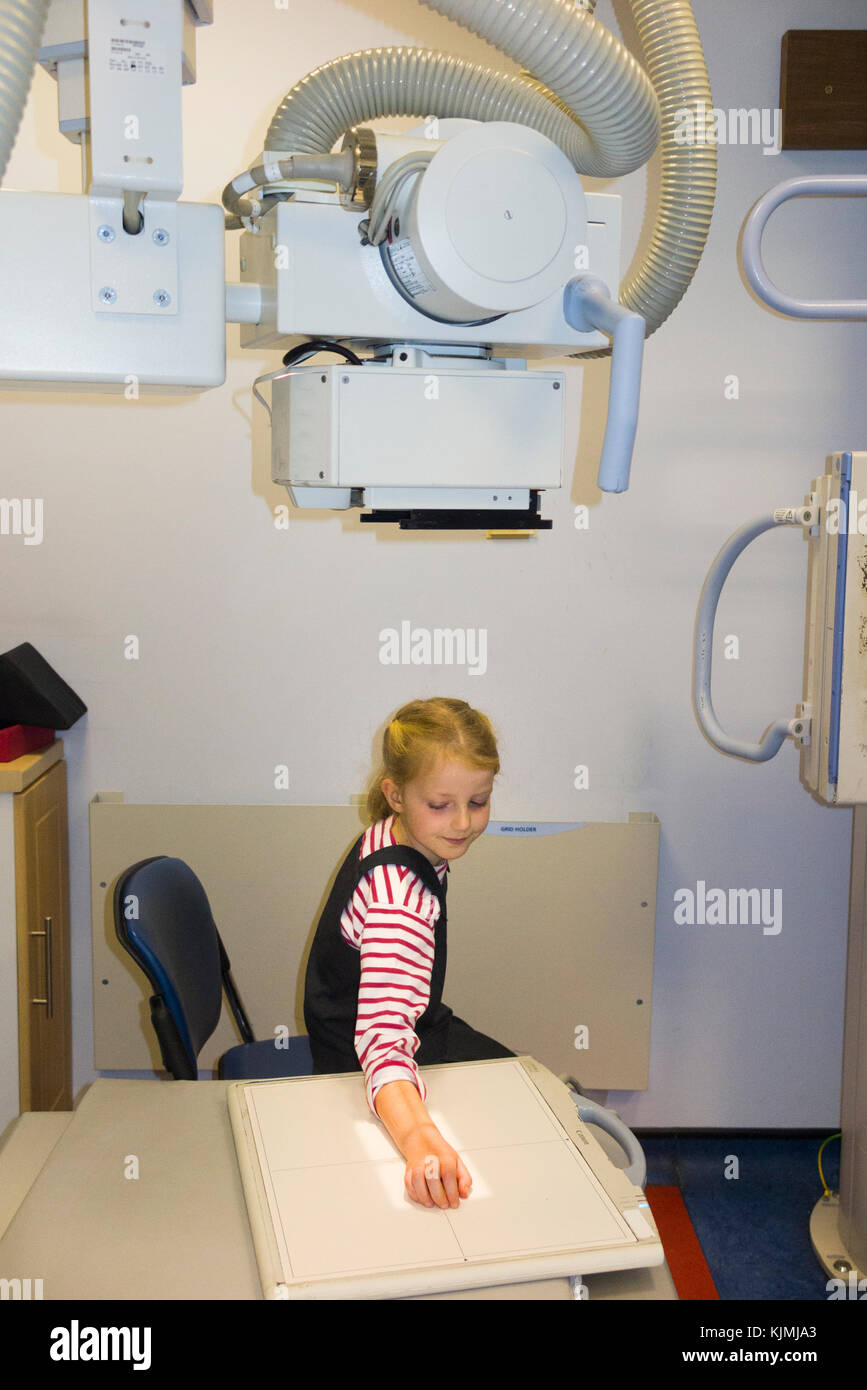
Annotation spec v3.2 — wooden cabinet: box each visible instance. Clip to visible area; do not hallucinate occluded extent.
[2,749,72,1117]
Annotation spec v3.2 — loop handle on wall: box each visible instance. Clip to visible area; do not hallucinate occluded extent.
[742,176,867,320]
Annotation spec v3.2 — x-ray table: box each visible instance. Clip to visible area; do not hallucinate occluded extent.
[229,1056,664,1300]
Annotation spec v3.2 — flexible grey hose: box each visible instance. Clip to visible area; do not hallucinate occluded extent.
[266,47,657,180]
[419,0,659,176]
[222,149,355,222]
[0,0,50,184]
[597,0,716,351]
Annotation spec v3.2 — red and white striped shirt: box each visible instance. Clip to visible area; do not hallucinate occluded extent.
[340,814,447,1115]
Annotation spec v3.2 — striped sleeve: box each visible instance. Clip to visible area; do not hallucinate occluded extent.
[345,822,443,1116]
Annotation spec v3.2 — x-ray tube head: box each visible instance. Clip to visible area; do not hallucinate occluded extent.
[379,123,587,324]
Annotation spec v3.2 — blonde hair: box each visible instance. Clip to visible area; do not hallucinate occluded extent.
[365,697,500,823]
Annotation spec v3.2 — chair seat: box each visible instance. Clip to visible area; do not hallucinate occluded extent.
[219,1036,313,1080]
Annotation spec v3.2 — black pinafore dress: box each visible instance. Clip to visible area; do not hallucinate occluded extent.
[303,831,515,1076]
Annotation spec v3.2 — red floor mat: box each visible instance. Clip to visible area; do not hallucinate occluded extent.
[645,1185,720,1300]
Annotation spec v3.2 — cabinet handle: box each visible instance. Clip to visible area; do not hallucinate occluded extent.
[30,916,54,1019]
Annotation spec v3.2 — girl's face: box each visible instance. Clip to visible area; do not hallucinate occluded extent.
[382,757,494,866]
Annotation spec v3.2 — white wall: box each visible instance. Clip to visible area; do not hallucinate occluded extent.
[2,0,865,1127]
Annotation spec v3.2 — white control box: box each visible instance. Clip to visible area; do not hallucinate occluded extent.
[271,357,565,510]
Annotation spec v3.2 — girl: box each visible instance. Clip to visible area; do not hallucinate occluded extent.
[304,697,515,1212]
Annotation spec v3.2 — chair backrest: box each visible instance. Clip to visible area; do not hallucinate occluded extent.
[114,856,225,1077]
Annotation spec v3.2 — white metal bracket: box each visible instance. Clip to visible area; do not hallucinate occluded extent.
[88,196,179,315]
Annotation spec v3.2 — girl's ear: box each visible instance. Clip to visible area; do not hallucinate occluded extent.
[381,777,402,813]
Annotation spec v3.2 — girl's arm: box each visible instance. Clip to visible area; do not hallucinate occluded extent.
[374,1079,472,1210]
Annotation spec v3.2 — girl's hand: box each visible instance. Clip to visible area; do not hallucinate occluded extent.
[402,1123,472,1210]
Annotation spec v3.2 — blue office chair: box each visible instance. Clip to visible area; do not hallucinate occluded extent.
[113,855,313,1080]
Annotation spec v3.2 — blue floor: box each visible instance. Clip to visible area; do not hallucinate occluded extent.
[637,1132,843,1300]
